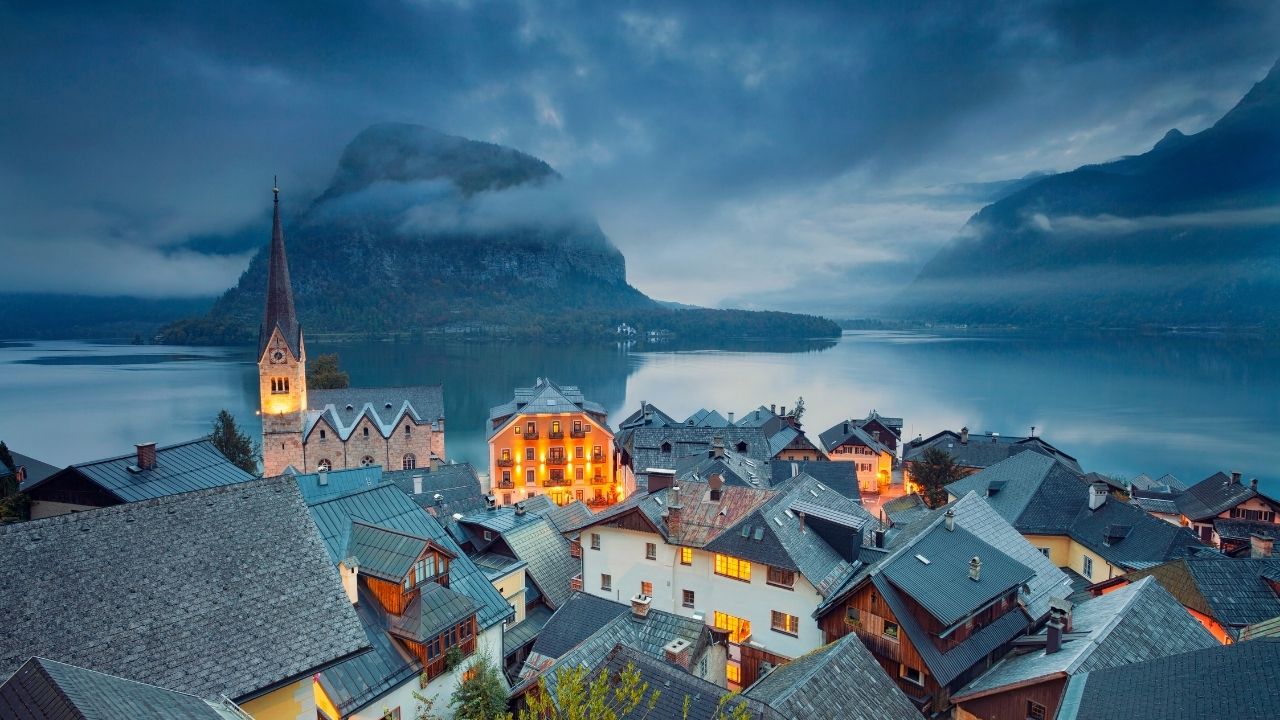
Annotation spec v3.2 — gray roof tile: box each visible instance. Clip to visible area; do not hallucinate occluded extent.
[528,593,630,660]
[25,438,254,503]
[305,385,444,442]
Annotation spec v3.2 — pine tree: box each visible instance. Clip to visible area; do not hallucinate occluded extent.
[308,353,350,390]
[914,446,961,507]
[0,441,14,472]
[210,410,259,474]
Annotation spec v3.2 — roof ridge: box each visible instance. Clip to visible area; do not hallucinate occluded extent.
[350,518,433,543]
[1063,577,1155,674]
[70,437,214,468]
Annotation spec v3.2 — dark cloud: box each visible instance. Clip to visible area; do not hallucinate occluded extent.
[1,0,1277,309]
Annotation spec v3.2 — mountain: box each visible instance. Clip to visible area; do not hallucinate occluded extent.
[166,123,837,343]
[893,61,1280,328]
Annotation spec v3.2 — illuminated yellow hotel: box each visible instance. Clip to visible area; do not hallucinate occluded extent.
[487,379,621,508]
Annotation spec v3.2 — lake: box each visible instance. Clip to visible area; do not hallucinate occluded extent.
[1,331,1276,496]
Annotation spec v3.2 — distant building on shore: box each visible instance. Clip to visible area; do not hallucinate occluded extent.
[257,184,445,476]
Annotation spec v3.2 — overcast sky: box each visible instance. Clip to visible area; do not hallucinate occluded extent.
[2,1,1277,315]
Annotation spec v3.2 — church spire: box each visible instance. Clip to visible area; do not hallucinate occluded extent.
[259,177,302,359]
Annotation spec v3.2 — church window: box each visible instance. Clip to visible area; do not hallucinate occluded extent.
[270,377,290,394]
[404,424,411,436]
[319,429,326,440]
[317,459,332,472]
[361,455,376,467]
[403,454,416,470]
[363,427,370,438]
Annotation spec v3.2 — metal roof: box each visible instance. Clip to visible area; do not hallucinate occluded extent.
[342,520,438,582]
[504,605,554,655]
[304,385,444,442]
[317,587,421,717]
[26,438,254,503]
[390,582,477,642]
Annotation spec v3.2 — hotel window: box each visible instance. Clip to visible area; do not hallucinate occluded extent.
[402,453,416,470]
[713,610,751,643]
[573,420,583,433]
[552,421,561,434]
[770,611,799,636]
[899,665,924,687]
[502,470,511,483]
[502,449,511,461]
[591,533,601,550]
[767,566,796,589]
[576,446,584,459]
[645,542,657,560]
[680,547,693,565]
[526,469,535,485]
[682,589,695,608]
[714,554,752,582]
[601,574,612,591]
[1082,556,1094,579]
[575,468,584,480]
[1026,701,1047,720]
[641,581,653,596]
[526,447,535,461]
[527,421,536,434]
[726,663,741,685]
[550,468,564,482]
[883,621,900,641]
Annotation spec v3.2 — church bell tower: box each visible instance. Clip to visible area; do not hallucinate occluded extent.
[258,179,307,476]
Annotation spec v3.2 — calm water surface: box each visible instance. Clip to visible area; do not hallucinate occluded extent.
[1,332,1276,495]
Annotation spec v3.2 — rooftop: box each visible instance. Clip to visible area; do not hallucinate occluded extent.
[1176,471,1275,521]
[1124,555,1280,638]
[304,385,444,443]
[459,508,579,609]
[23,438,254,503]
[904,429,1080,471]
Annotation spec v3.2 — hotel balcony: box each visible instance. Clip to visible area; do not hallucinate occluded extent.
[546,455,568,466]
[496,457,514,467]
[497,479,514,489]
[543,477,571,487]
[523,429,539,440]
[591,451,606,462]
[548,429,565,439]
[570,426,587,438]
[590,475,607,485]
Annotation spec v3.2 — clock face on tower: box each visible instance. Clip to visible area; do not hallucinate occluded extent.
[270,349,286,364]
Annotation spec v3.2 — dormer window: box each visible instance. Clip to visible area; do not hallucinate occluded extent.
[736,441,748,453]
[661,442,672,453]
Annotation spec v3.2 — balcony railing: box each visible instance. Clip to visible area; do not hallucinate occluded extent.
[496,457,514,467]
[570,427,587,438]
[587,497,614,508]
[497,480,514,489]
[591,451,606,462]
[546,455,568,466]
[543,477,571,487]
[591,475,607,485]
[523,429,539,439]
[548,429,564,439]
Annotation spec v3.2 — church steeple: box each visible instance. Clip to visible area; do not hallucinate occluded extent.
[259,177,302,359]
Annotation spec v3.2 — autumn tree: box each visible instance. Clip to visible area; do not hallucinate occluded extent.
[210,410,259,474]
[308,353,350,389]
[914,446,961,507]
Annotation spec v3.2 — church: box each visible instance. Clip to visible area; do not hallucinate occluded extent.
[257,184,445,476]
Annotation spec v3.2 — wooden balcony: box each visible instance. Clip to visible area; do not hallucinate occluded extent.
[853,624,902,662]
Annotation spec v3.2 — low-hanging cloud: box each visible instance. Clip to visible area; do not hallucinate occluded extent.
[1044,206,1280,235]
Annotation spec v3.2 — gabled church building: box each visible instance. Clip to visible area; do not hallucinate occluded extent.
[258,184,445,476]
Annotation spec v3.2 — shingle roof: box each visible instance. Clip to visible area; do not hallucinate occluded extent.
[956,576,1218,701]
[528,593,630,660]
[1124,556,1280,638]
[342,521,437,582]
[879,524,1034,627]
[948,453,1205,569]
[623,426,771,490]
[0,475,369,702]
[0,657,245,720]
[905,430,1080,471]
[304,385,444,442]
[24,438,254,502]
[1176,471,1272,521]
[543,500,594,534]
[300,481,511,630]
[1060,638,1280,720]
[768,460,860,501]
[744,633,920,720]
[817,421,889,454]
[317,587,421,717]
[675,448,773,488]
[685,408,731,427]
[488,379,606,435]
[596,645,774,720]
[390,582,477,642]
[1129,492,1180,516]
[882,493,932,527]
[9,451,60,487]
[504,605,554,654]
[499,517,579,610]
[382,464,487,536]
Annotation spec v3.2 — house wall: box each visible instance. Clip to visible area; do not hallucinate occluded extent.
[954,677,1066,720]
[29,499,100,519]
[819,582,938,705]
[241,678,316,720]
[1022,534,1119,583]
[489,412,619,508]
[580,525,823,662]
[829,444,892,490]
[491,566,528,623]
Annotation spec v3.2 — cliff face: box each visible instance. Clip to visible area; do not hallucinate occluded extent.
[894,61,1280,327]
[203,123,652,338]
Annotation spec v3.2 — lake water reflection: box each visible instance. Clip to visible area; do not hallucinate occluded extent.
[1,331,1276,496]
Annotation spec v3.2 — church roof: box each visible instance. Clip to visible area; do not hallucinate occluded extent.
[303,386,445,442]
[259,185,301,359]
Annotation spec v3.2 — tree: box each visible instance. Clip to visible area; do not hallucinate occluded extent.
[517,662,753,720]
[308,353,350,389]
[791,396,805,422]
[450,654,508,720]
[914,446,961,507]
[210,410,259,474]
[0,441,14,472]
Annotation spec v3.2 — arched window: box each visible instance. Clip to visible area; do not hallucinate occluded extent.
[270,377,289,394]
[360,455,375,467]
[661,442,672,454]
[736,441,748,453]
[317,459,332,471]
[404,424,412,436]
[403,454,416,470]
[363,427,370,438]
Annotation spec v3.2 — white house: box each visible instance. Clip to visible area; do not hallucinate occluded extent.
[576,473,877,689]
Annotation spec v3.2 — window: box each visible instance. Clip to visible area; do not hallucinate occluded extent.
[319,429,326,440]
[270,377,289,394]
[883,621,900,641]
[527,421,536,434]
[601,574,612,591]
[771,610,800,636]
[682,589,695,608]
[680,547,693,565]
[576,446,584,459]
[713,610,751,643]
[361,455,375,467]
[726,663,741,684]
[593,445,602,458]
[526,447,535,461]
[661,442,672,453]
[503,493,512,505]
[483,530,493,541]
[552,421,561,434]
[714,554,752,582]
[526,469,536,485]
[735,441,748,453]
[641,581,653,596]
[502,449,511,461]
[645,542,657,560]
[575,468,584,480]
[899,665,923,687]
[502,470,511,483]
[1082,556,1094,579]
[550,468,564,482]
[845,607,860,626]
[317,458,332,471]
[1038,547,1051,557]
[1026,700,1047,720]
[402,453,416,470]
[767,566,796,589]
[362,427,370,438]
[590,533,601,550]
[404,425,411,436]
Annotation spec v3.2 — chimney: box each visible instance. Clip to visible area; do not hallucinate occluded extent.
[945,508,955,532]
[873,529,885,548]
[667,486,683,536]
[1251,478,1259,491]
[515,501,526,516]
[780,406,786,417]
[843,421,850,434]
[969,556,982,582]
[1231,471,1242,485]
[1049,598,1074,633]
[433,492,443,506]
[135,442,157,471]
[712,436,725,459]
[631,594,652,620]
[771,404,776,414]
[486,494,497,510]
[339,557,359,605]
[1045,616,1063,655]
[797,511,806,533]
[413,475,423,495]
[1251,533,1274,558]
[1088,483,1108,511]
[728,412,735,424]
[709,473,724,501]
[960,427,969,445]
[663,638,692,669]
[991,432,999,444]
